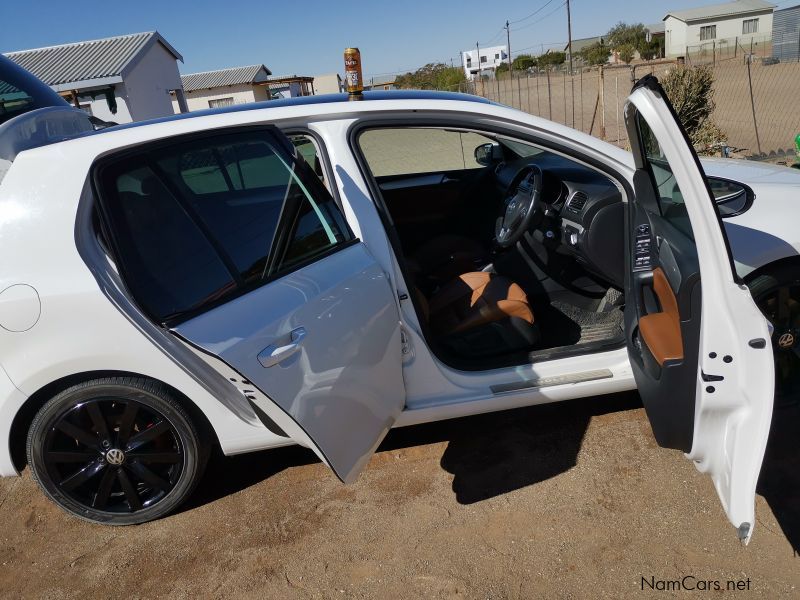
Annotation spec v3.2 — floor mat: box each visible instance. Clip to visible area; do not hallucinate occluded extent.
[536,300,625,348]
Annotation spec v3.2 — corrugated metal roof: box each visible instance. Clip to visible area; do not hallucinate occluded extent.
[181,65,272,92]
[773,4,800,60]
[664,0,775,23]
[4,32,182,91]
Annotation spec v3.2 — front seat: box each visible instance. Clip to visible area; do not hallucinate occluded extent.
[408,234,488,288]
[415,272,539,358]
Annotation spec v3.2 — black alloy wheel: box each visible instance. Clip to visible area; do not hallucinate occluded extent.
[749,265,800,407]
[27,377,206,525]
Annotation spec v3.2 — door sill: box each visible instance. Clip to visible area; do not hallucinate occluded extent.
[490,368,614,394]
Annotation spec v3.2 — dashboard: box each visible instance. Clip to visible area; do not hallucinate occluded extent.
[494,152,625,287]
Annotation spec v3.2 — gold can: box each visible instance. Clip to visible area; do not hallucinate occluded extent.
[344,47,363,96]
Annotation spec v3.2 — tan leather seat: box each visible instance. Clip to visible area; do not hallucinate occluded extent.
[416,272,534,337]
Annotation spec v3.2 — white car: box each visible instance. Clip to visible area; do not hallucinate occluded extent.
[1,60,798,540]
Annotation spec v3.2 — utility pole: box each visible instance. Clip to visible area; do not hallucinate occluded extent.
[566,0,573,75]
[505,20,513,72]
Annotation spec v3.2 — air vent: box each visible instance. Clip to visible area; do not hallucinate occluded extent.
[566,192,588,214]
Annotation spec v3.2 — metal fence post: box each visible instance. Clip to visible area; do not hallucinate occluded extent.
[745,54,762,155]
[546,69,552,120]
[579,68,584,131]
[599,65,605,139]
[562,72,567,124]
[536,73,541,115]
[615,76,620,144]
[526,74,531,113]
[570,75,575,127]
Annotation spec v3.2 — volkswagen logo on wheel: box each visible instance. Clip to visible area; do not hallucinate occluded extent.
[105,448,126,466]
[778,332,795,349]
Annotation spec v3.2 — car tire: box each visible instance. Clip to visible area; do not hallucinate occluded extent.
[27,376,207,525]
[748,264,800,407]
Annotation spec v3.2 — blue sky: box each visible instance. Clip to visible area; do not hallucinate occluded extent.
[3,0,787,80]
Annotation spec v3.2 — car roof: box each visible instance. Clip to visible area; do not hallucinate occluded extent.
[97,90,493,135]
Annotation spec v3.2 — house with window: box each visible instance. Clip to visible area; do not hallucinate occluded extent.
[174,64,272,112]
[461,45,508,79]
[4,32,185,123]
[365,77,397,91]
[663,0,775,58]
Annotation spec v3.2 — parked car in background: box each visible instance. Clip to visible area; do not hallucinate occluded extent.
[2,60,799,543]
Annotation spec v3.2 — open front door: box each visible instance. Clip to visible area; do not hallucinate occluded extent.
[623,76,774,542]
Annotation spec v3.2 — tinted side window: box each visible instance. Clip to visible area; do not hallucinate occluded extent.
[98,129,353,324]
[106,163,236,322]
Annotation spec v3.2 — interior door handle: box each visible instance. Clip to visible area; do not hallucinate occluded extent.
[258,327,306,368]
[441,176,460,184]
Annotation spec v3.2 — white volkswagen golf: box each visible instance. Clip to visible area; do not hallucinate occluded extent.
[1,57,798,539]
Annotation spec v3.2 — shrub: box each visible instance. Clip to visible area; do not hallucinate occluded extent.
[660,65,727,154]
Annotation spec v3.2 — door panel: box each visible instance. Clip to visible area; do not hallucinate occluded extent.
[624,76,774,542]
[175,242,405,484]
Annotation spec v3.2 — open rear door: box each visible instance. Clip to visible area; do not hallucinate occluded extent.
[94,125,405,485]
[623,76,774,543]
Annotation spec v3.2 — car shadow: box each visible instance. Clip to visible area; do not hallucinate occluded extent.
[185,391,642,516]
[184,392,800,555]
[181,443,318,514]
[435,392,642,503]
[756,401,800,554]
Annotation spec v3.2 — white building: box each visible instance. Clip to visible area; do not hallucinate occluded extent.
[461,45,508,79]
[5,32,185,123]
[313,73,343,95]
[663,0,775,58]
[175,65,273,112]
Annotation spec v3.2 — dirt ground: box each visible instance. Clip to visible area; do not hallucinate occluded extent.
[1,391,799,599]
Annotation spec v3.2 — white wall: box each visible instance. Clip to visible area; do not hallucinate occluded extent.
[121,42,183,121]
[462,45,508,79]
[172,84,271,113]
[80,87,133,123]
[314,73,342,94]
[665,10,773,57]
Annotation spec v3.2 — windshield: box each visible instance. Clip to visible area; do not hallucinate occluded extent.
[0,55,66,126]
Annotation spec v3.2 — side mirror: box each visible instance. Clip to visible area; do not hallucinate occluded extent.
[474,142,501,166]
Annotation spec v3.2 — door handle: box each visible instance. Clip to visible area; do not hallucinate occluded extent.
[441,176,460,184]
[257,327,306,368]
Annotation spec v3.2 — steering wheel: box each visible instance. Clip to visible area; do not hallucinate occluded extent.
[495,165,544,248]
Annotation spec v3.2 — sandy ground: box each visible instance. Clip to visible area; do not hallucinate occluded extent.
[1,391,799,599]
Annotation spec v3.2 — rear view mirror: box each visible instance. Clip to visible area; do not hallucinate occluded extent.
[474,142,502,166]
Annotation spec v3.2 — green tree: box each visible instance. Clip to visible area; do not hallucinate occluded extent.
[537,50,566,68]
[606,22,648,51]
[395,63,466,91]
[617,44,636,64]
[660,65,727,154]
[512,54,537,71]
[495,62,509,76]
[639,38,662,61]
[579,42,610,65]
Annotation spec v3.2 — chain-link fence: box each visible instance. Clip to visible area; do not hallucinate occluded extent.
[455,57,800,161]
[685,33,772,65]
